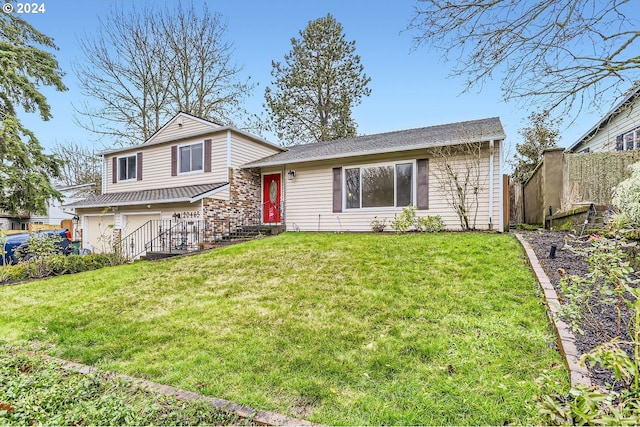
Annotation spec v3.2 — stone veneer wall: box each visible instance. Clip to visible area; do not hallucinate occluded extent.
[203,167,261,222]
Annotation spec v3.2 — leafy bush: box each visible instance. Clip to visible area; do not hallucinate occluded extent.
[612,162,640,225]
[369,217,387,232]
[390,205,444,234]
[0,253,126,284]
[416,215,445,233]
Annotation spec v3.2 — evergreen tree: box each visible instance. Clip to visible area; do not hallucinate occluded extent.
[264,13,371,146]
[0,12,67,215]
[510,111,561,183]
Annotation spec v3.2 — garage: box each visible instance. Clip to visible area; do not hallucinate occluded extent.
[121,213,162,257]
[84,214,114,253]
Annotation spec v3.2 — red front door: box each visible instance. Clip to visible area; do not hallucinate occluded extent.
[263,173,281,223]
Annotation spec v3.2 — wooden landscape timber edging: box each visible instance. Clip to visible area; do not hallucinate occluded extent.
[514,234,592,388]
[23,351,321,427]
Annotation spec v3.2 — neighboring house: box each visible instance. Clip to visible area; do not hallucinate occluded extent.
[0,212,29,231]
[567,88,640,153]
[65,112,506,257]
[30,183,95,226]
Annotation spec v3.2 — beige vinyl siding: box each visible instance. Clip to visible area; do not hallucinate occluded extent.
[579,104,640,152]
[146,115,221,146]
[105,135,228,193]
[232,133,283,166]
[281,143,502,232]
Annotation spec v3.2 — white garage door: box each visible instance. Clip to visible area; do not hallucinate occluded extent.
[84,215,114,254]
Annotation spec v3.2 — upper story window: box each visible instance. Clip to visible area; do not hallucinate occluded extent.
[179,142,203,173]
[118,154,137,181]
[616,127,640,151]
[345,161,414,209]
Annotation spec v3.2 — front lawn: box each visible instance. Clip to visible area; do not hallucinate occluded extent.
[0,232,567,425]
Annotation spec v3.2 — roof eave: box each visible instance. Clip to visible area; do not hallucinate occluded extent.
[242,133,505,168]
[567,88,640,152]
[190,183,230,202]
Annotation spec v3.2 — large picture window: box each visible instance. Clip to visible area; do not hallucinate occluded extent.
[118,155,137,181]
[179,142,203,173]
[345,162,413,209]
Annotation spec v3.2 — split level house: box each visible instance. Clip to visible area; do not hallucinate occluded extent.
[64,112,506,258]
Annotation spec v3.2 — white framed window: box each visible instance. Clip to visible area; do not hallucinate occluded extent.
[616,127,640,151]
[179,142,203,173]
[118,154,137,181]
[344,161,414,209]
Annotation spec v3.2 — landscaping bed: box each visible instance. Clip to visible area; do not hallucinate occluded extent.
[517,229,635,389]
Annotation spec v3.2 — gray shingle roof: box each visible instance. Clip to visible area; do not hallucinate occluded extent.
[243,117,505,168]
[63,183,228,209]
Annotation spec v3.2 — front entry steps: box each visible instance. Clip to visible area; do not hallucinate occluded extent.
[142,225,285,261]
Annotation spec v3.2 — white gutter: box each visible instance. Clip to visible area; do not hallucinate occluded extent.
[489,140,494,230]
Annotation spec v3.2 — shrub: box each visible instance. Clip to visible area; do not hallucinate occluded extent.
[416,215,445,233]
[369,217,387,232]
[391,205,444,234]
[612,162,640,225]
[0,253,126,284]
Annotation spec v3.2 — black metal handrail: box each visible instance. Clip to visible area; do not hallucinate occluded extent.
[114,202,283,260]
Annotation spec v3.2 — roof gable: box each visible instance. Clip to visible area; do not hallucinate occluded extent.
[567,87,640,152]
[143,111,223,147]
[243,117,505,168]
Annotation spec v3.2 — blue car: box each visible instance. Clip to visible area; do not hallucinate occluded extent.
[1,229,73,265]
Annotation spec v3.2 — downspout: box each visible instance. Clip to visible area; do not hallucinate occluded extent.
[489,140,494,230]
[498,139,504,232]
[101,154,107,195]
[226,130,232,180]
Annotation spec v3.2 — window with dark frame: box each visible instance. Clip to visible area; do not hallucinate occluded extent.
[345,161,414,209]
[179,142,204,173]
[118,155,137,181]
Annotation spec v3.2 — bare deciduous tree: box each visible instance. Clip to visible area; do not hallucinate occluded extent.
[408,1,640,117]
[74,1,254,146]
[50,142,101,194]
[431,141,487,231]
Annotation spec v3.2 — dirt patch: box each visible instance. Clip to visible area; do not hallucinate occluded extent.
[516,229,635,389]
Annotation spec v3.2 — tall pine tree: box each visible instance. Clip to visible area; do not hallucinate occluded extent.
[264,14,371,146]
[0,12,67,215]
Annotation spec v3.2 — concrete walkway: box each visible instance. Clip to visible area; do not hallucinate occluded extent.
[514,233,591,388]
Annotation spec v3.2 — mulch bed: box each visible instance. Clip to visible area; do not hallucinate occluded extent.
[516,229,635,390]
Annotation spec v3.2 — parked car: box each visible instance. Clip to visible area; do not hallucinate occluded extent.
[1,229,73,265]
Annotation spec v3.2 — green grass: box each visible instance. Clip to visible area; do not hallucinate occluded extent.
[0,345,250,425]
[0,232,567,425]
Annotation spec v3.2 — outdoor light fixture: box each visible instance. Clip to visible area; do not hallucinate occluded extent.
[549,244,557,259]
[287,170,296,180]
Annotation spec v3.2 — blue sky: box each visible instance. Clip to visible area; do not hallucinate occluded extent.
[16,0,604,157]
